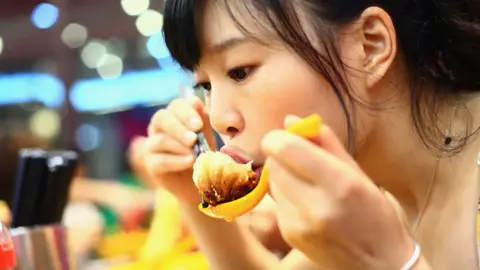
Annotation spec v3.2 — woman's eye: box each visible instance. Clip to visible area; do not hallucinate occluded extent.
[194,82,212,92]
[227,67,252,82]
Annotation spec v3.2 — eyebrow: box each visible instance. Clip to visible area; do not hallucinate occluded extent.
[208,37,252,53]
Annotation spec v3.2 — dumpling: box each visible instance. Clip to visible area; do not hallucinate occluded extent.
[193,152,259,206]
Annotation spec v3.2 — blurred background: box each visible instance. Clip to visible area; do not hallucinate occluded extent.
[0,1,286,269]
[0,0,191,179]
[0,1,203,269]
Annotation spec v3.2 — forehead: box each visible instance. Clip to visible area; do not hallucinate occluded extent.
[198,1,260,52]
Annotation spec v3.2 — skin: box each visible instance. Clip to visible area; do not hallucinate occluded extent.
[146,1,480,269]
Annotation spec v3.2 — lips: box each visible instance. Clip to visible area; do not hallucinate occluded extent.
[220,146,263,173]
[219,146,251,164]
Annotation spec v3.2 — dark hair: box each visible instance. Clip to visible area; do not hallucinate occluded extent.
[163,0,480,153]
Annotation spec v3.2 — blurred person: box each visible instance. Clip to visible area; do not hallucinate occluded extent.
[127,136,156,189]
[0,132,153,258]
[0,131,153,221]
[69,169,154,221]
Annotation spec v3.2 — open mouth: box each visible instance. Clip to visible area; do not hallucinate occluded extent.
[252,164,264,179]
[193,151,264,207]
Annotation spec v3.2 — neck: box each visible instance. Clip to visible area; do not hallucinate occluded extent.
[355,94,480,224]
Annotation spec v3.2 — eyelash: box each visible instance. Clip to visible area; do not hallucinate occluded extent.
[193,66,255,93]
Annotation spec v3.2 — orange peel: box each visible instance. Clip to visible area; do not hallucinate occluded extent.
[198,114,322,222]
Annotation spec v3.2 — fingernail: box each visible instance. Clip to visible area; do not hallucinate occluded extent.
[184,131,197,144]
[189,118,203,130]
[262,132,285,155]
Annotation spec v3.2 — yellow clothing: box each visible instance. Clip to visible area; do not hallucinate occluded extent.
[108,189,208,270]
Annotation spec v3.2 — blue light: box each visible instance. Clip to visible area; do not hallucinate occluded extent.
[156,57,180,70]
[146,33,171,59]
[76,124,102,151]
[31,3,59,29]
[0,73,65,107]
[70,69,193,112]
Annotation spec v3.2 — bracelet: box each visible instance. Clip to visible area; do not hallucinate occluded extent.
[400,242,421,270]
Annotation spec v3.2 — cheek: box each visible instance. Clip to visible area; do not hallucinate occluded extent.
[243,60,349,147]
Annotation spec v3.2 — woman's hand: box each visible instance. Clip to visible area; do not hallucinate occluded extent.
[261,115,417,270]
[145,97,216,205]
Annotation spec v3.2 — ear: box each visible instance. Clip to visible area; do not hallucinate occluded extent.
[358,7,397,89]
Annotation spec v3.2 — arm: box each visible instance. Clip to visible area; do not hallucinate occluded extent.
[69,177,118,203]
[69,178,154,213]
[179,202,280,270]
[180,202,325,270]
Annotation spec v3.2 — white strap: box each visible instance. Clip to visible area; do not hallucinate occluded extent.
[400,242,421,270]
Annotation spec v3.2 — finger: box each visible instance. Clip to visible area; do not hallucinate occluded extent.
[190,97,218,151]
[169,97,204,131]
[146,133,192,155]
[284,114,302,128]
[284,115,359,170]
[146,153,194,175]
[262,130,356,187]
[148,109,198,146]
[268,159,328,209]
[128,136,147,159]
[269,170,326,246]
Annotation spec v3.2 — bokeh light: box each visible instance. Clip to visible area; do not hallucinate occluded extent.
[96,54,123,79]
[0,73,65,108]
[75,124,102,151]
[31,3,59,29]
[135,10,163,36]
[81,40,107,68]
[146,33,170,59]
[29,108,61,139]
[69,69,193,112]
[121,0,150,16]
[61,23,88,48]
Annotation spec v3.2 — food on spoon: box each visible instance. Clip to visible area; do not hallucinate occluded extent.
[196,114,323,221]
[192,151,259,206]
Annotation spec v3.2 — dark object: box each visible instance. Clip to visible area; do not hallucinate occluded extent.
[11,149,78,228]
[35,151,78,225]
[444,136,452,145]
[11,149,49,228]
[49,151,78,224]
[0,133,48,209]
[34,155,68,225]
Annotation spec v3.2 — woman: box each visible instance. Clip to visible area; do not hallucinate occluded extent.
[145,1,480,269]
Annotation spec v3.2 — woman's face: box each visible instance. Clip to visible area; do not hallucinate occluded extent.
[194,2,370,164]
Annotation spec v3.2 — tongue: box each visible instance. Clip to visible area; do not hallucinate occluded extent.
[254,167,263,178]
[220,147,251,164]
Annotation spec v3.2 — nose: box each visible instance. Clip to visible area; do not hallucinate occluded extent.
[209,90,244,138]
